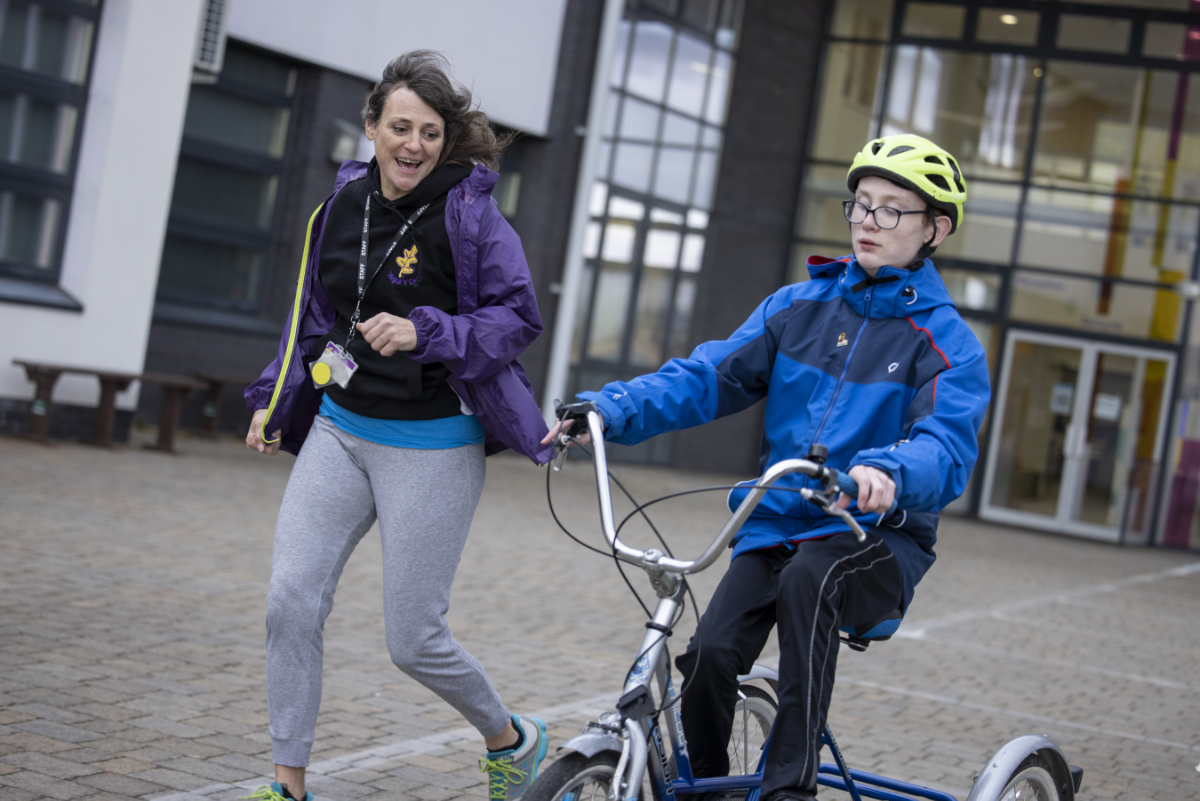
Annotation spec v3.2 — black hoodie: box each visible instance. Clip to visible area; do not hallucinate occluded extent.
[312,159,472,420]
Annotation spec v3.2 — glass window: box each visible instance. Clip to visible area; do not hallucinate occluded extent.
[0,91,78,174]
[667,32,711,117]
[797,164,853,246]
[626,21,673,103]
[1057,15,1131,54]
[0,0,98,285]
[170,158,279,230]
[1010,269,1179,341]
[1019,189,1199,282]
[156,43,295,313]
[620,96,661,141]
[183,87,291,158]
[157,236,266,308]
[883,48,1037,182]
[1142,22,1187,59]
[654,145,695,203]
[901,2,964,39]
[830,0,893,40]
[0,2,94,85]
[939,268,1001,312]
[692,149,718,209]
[0,190,59,268]
[934,181,1021,265]
[221,46,295,96]
[662,112,700,146]
[1032,62,1141,193]
[704,50,733,125]
[613,142,654,192]
[810,42,886,163]
[976,9,1039,47]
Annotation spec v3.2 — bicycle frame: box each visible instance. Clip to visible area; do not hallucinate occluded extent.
[549,406,1076,801]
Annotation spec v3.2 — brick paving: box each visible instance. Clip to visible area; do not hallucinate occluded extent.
[1,431,1198,801]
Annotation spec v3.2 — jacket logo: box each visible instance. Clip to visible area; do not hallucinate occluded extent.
[888,363,899,373]
[836,332,848,348]
[389,245,421,287]
[395,245,418,275]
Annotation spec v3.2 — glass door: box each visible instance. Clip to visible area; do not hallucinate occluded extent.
[980,330,1174,542]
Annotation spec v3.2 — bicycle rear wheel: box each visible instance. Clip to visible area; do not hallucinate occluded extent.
[727,684,777,775]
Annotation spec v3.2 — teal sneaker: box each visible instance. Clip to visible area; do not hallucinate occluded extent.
[242,782,313,801]
[479,715,549,801]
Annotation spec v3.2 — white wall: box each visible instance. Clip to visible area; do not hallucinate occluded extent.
[0,0,205,409]
[226,0,569,136]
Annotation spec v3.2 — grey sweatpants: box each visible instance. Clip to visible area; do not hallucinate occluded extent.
[265,415,511,767]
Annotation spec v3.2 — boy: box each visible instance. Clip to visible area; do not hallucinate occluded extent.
[544,134,991,801]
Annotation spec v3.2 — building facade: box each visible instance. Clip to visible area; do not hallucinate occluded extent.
[2,0,1198,548]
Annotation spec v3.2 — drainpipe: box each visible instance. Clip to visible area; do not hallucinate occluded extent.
[541,0,625,423]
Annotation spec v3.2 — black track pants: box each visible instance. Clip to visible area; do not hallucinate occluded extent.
[675,532,904,798]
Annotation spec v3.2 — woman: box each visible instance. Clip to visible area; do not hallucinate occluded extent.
[243,51,553,801]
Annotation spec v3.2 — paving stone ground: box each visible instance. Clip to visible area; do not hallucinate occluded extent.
[1,430,1198,801]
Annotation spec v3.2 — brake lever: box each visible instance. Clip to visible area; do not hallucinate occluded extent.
[552,433,571,472]
[800,483,868,543]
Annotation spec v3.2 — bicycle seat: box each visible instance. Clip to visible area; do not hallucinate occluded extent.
[839,607,903,651]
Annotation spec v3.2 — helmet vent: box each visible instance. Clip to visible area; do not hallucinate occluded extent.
[924,155,944,165]
[927,174,950,191]
[871,141,885,155]
[888,145,915,157]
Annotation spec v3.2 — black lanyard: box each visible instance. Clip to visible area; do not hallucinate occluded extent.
[346,193,431,344]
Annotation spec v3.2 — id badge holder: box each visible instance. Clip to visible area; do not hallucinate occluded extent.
[311,342,358,389]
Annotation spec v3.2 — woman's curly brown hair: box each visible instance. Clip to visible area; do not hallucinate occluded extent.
[363,50,509,171]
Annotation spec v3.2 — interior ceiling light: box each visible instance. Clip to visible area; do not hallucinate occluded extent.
[1000,13,1019,24]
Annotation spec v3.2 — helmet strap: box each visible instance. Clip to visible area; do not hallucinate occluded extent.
[912,209,938,264]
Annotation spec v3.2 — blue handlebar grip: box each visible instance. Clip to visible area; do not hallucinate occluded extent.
[835,471,899,518]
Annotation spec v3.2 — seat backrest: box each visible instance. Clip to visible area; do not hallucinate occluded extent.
[839,607,903,647]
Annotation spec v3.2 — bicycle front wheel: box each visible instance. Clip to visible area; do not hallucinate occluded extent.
[524,751,621,801]
[727,684,777,775]
[996,755,1061,801]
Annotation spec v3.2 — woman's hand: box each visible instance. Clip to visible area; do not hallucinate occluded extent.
[246,408,282,455]
[540,416,604,447]
[835,465,896,514]
[357,313,417,356]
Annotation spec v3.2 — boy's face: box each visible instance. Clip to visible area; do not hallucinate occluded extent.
[851,176,951,275]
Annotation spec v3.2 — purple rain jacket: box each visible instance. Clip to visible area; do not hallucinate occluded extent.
[244,160,554,464]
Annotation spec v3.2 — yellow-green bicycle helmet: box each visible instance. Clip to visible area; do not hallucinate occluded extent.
[847,134,967,233]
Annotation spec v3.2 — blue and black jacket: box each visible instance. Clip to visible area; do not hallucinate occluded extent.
[578,254,991,607]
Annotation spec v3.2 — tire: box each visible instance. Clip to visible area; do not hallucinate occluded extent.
[997,755,1061,801]
[524,751,621,801]
[727,684,777,775]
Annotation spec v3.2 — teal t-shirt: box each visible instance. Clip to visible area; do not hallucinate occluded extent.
[320,394,485,449]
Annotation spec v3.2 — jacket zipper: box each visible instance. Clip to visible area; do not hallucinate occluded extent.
[809,286,874,449]
[260,203,324,444]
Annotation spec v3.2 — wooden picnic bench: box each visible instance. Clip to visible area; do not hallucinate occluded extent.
[13,360,206,452]
[192,372,261,439]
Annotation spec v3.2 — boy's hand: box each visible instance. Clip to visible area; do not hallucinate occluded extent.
[836,465,896,514]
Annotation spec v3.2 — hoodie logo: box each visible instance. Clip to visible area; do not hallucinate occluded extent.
[888,363,899,373]
[836,332,848,348]
[389,245,420,286]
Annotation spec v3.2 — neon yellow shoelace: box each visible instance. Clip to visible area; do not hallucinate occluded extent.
[479,756,528,800]
[241,788,288,801]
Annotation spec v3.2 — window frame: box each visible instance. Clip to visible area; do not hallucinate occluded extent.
[0,0,101,302]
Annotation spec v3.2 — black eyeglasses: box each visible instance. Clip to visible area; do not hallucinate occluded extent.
[843,200,929,230]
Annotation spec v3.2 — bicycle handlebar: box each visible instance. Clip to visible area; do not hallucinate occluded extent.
[551,403,875,575]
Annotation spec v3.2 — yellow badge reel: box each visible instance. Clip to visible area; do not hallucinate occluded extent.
[312,361,332,386]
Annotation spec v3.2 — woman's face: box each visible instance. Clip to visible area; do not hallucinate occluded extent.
[366,86,446,200]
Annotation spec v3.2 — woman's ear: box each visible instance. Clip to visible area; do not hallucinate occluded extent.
[930,214,953,248]
[364,119,376,142]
